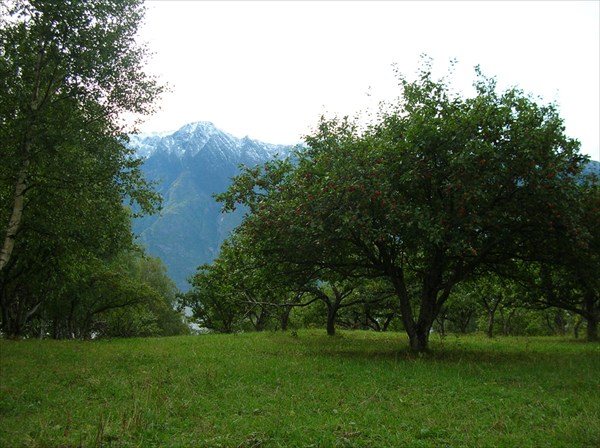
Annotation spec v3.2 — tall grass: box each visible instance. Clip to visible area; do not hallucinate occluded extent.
[1,331,598,447]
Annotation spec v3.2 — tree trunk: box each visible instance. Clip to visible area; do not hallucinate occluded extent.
[364,311,379,331]
[482,295,501,338]
[390,262,452,353]
[458,310,474,333]
[0,38,43,275]
[0,162,29,274]
[573,317,582,339]
[382,313,394,332]
[584,290,598,342]
[312,285,348,337]
[500,308,517,336]
[280,305,291,331]
[255,307,269,331]
[326,305,337,336]
[436,314,446,337]
[0,295,12,337]
[392,273,431,352]
[407,324,431,353]
[402,303,436,353]
[554,311,567,336]
[586,314,598,342]
[486,311,495,338]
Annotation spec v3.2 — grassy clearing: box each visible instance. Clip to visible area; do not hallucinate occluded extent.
[1,331,598,447]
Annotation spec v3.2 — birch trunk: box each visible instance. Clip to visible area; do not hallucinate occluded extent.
[0,159,30,273]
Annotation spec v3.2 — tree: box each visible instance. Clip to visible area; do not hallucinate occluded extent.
[0,196,134,337]
[91,252,189,339]
[127,253,189,337]
[516,179,599,341]
[475,276,510,338]
[302,279,363,336]
[184,260,246,334]
[16,246,188,339]
[435,284,478,335]
[183,235,284,333]
[336,278,398,332]
[219,59,586,352]
[0,0,162,335]
[455,274,521,338]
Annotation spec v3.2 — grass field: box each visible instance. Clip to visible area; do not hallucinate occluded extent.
[0,331,598,447]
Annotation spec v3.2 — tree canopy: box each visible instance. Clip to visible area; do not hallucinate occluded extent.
[0,0,165,337]
[218,60,591,351]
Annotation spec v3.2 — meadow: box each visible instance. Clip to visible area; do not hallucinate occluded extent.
[1,331,598,447]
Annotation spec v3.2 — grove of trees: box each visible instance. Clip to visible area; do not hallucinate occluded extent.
[2,1,597,349]
[185,61,598,352]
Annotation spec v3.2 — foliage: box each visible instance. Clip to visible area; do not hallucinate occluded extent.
[16,247,188,339]
[435,283,479,335]
[183,234,303,333]
[521,179,599,340]
[185,231,402,336]
[90,250,189,338]
[185,238,263,333]
[0,0,163,336]
[218,58,587,351]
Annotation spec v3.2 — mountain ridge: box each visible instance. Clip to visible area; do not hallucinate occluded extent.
[130,121,290,160]
[130,121,293,291]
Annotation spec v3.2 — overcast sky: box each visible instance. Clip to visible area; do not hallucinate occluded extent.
[137,1,599,160]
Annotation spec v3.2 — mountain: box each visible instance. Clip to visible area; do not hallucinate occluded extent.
[129,122,292,291]
[582,159,600,177]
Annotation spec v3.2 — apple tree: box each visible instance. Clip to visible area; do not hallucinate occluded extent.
[219,61,586,352]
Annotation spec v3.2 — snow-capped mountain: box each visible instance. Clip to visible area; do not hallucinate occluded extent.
[130,121,289,161]
[129,121,293,291]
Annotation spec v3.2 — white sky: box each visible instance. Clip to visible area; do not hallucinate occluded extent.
[137,0,599,160]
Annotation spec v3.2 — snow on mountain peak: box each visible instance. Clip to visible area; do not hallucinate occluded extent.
[178,121,218,136]
[130,121,291,160]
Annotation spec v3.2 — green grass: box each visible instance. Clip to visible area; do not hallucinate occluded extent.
[1,331,598,447]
